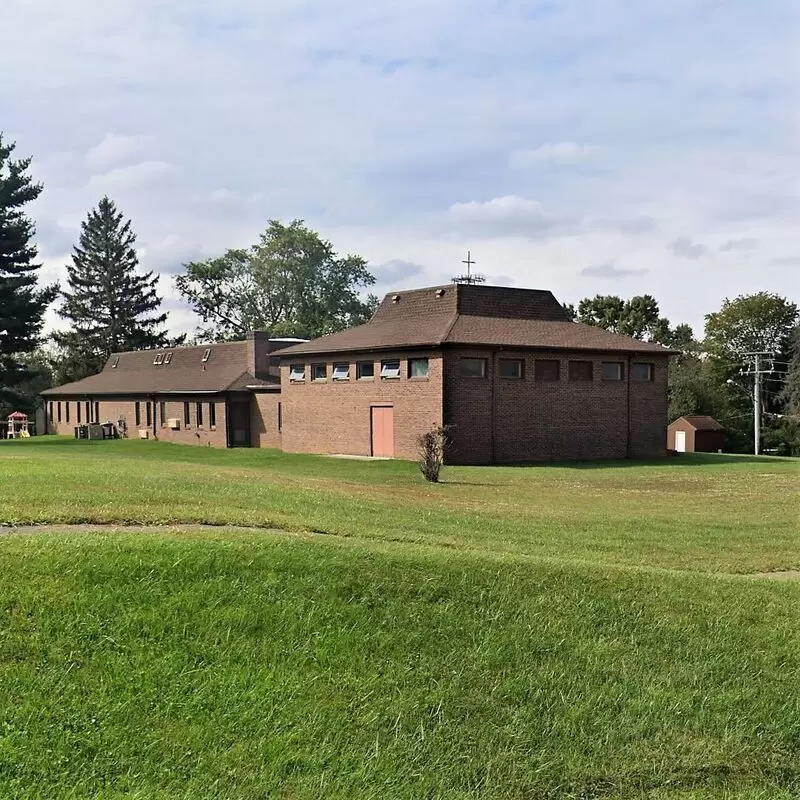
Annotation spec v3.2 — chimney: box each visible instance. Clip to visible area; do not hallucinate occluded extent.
[246,331,272,380]
[247,331,306,380]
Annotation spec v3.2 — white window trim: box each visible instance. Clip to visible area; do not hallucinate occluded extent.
[289,365,306,382]
[332,363,350,381]
[311,363,328,381]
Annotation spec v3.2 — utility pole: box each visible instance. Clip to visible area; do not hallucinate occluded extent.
[743,352,769,455]
[753,353,762,456]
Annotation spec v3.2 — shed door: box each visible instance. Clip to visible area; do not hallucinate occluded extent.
[371,406,394,458]
[674,430,686,452]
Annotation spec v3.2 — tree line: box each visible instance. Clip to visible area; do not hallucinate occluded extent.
[1,134,798,453]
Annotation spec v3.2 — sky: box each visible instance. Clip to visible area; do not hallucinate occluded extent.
[3,0,798,339]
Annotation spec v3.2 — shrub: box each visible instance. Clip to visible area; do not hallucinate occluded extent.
[417,424,453,483]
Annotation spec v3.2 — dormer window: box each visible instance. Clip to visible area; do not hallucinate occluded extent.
[202,348,211,363]
[153,353,164,365]
[164,352,173,364]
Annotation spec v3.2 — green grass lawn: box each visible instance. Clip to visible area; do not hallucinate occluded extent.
[1,438,799,799]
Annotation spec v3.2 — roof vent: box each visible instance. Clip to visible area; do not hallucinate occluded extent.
[153,353,164,365]
[164,352,173,364]
[391,294,401,303]
[111,357,119,369]
[202,348,211,363]
[435,288,445,297]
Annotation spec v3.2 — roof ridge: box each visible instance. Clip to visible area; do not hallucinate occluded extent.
[108,340,247,357]
[440,311,461,343]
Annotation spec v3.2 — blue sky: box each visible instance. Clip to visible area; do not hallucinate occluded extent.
[3,0,797,337]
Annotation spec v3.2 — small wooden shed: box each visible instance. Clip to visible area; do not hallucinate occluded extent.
[667,415,725,453]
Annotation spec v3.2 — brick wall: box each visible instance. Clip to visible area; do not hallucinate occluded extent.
[251,392,282,449]
[44,395,229,447]
[279,350,443,458]
[443,349,669,464]
[151,396,228,447]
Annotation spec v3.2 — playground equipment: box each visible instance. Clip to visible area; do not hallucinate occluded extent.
[6,411,31,438]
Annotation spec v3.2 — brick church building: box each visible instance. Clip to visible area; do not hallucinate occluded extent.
[42,283,674,463]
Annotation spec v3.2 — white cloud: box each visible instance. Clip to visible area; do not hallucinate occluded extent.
[84,133,154,171]
[447,196,571,238]
[509,142,598,168]
[580,263,648,279]
[1,0,796,340]
[87,161,178,193]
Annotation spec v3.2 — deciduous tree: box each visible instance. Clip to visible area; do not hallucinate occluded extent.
[779,325,800,418]
[175,219,377,341]
[704,292,798,360]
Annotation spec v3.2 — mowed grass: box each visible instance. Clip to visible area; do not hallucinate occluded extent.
[0,439,799,798]
[2,437,798,573]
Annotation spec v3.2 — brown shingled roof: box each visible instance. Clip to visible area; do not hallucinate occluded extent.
[278,283,677,357]
[42,341,278,397]
[676,415,725,431]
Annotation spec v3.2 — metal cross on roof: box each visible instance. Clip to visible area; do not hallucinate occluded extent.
[451,251,486,284]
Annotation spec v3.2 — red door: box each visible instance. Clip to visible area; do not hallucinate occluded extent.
[371,406,394,458]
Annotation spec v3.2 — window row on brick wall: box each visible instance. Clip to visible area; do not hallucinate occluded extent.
[458,358,655,382]
[132,400,218,430]
[48,400,99,424]
[289,357,430,383]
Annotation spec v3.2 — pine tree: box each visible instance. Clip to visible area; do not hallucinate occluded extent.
[0,135,57,411]
[53,197,170,382]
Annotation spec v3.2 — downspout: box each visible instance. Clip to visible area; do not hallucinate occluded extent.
[626,353,633,459]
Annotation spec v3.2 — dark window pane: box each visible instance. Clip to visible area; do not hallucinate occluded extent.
[135,402,141,427]
[209,403,216,427]
[184,402,190,425]
[632,363,653,381]
[569,361,593,381]
[459,358,487,378]
[499,359,523,379]
[534,360,560,381]
[196,402,203,426]
[601,362,624,381]
[357,361,375,379]
[311,363,327,381]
